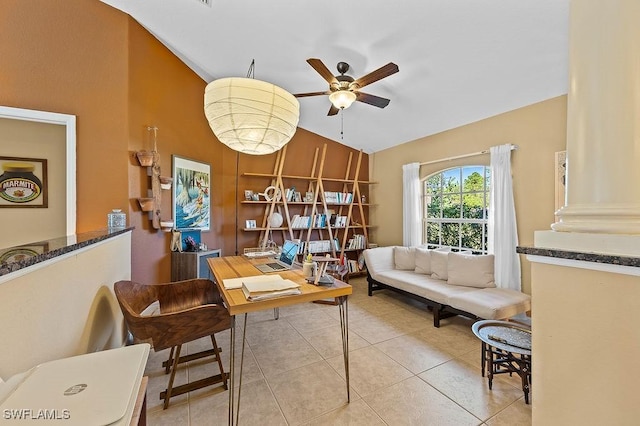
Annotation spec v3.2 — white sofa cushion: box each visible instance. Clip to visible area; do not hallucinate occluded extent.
[414,248,432,274]
[376,270,477,303]
[447,253,495,288]
[430,250,449,280]
[393,246,416,270]
[363,246,396,280]
[447,288,531,320]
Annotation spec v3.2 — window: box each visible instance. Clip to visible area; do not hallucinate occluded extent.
[422,166,490,253]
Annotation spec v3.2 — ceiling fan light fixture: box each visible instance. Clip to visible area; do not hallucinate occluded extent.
[204,77,300,155]
[329,90,357,110]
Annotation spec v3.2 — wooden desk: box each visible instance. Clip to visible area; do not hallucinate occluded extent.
[208,256,352,426]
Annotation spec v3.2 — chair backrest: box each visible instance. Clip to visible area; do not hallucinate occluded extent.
[113,279,231,352]
[113,280,159,342]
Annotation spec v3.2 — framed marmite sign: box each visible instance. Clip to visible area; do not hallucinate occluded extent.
[0,156,48,208]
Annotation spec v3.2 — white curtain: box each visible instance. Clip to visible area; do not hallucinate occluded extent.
[488,144,521,291]
[402,162,421,247]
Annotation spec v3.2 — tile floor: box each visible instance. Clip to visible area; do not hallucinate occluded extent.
[145,277,531,425]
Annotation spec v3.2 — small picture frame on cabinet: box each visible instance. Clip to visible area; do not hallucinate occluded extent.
[294,191,302,202]
[245,219,257,229]
[244,190,254,201]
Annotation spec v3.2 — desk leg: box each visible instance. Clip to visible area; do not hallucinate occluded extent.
[228,313,248,426]
[337,296,350,403]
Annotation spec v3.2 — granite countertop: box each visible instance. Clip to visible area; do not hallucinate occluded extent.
[0,227,134,277]
[516,246,640,268]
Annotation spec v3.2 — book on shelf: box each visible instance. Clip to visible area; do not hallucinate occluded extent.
[323,191,353,204]
[347,234,366,250]
[241,277,301,301]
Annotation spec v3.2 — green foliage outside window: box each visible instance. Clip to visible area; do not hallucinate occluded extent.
[423,167,490,253]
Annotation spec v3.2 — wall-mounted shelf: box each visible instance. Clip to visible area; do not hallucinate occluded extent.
[135,127,173,231]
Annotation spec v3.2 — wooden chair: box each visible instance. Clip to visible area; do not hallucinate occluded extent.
[114,279,231,409]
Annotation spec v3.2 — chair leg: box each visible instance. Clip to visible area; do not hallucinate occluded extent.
[162,344,182,409]
[210,334,228,389]
[163,346,176,374]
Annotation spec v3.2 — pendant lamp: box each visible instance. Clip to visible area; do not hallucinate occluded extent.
[204,77,300,155]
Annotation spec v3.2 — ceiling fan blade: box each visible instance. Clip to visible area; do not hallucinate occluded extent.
[327,104,340,116]
[356,92,391,108]
[307,58,338,85]
[353,62,399,89]
[293,91,331,98]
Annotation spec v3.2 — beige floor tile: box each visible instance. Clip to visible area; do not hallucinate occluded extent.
[414,324,481,356]
[243,316,300,346]
[302,324,370,359]
[285,309,340,334]
[383,307,434,334]
[326,345,413,397]
[419,358,523,421]
[356,295,402,316]
[363,376,481,425]
[486,398,532,426]
[251,333,323,378]
[324,303,379,324]
[145,363,189,412]
[348,315,406,344]
[189,378,287,426]
[146,400,189,425]
[374,333,454,374]
[301,399,386,426]
[268,360,357,425]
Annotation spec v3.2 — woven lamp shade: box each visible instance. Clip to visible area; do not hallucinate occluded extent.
[204,77,300,155]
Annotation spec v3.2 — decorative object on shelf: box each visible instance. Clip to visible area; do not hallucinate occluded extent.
[179,229,201,252]
[183,236,198,252]
[245,219,257,229]
[259,185,281,202]
[244,190,254,201]
[107,209,126,229]
[170,231,182,252]
[137,197,154,212]
[159,176,173,190]
[268,212,284,228]
[172,155,210,231]
[135,151,154,167]
[203,60,300,155]
[160,220,174,231]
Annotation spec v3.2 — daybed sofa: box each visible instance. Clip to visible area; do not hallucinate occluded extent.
[363,246,531,327]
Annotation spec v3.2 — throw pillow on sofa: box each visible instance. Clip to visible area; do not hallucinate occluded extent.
[393,246,416,270]
[414,248,432,274]
[430,250,449,280]
[447,252,495,288]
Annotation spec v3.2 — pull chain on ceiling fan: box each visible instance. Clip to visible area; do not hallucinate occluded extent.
[294,58,399,116]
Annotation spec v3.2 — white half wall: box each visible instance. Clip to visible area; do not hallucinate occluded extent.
[0,232,131,378]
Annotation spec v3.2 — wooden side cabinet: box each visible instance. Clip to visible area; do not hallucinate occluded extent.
[171,249,221,281]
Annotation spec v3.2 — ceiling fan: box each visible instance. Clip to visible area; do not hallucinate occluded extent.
[294,58,399,116]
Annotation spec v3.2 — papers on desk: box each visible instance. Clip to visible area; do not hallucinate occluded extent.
[223,274,279,290]
[241,277,301,301]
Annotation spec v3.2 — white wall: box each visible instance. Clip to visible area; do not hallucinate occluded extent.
[0,232,131,378]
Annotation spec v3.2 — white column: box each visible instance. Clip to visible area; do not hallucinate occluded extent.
[552,0,640,234]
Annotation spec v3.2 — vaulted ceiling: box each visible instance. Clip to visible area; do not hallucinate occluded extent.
[102,0,569,153]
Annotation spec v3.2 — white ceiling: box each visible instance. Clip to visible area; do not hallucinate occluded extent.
[101,0,569,153]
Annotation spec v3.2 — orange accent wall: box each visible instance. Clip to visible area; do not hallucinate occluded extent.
[0,0,367,283]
